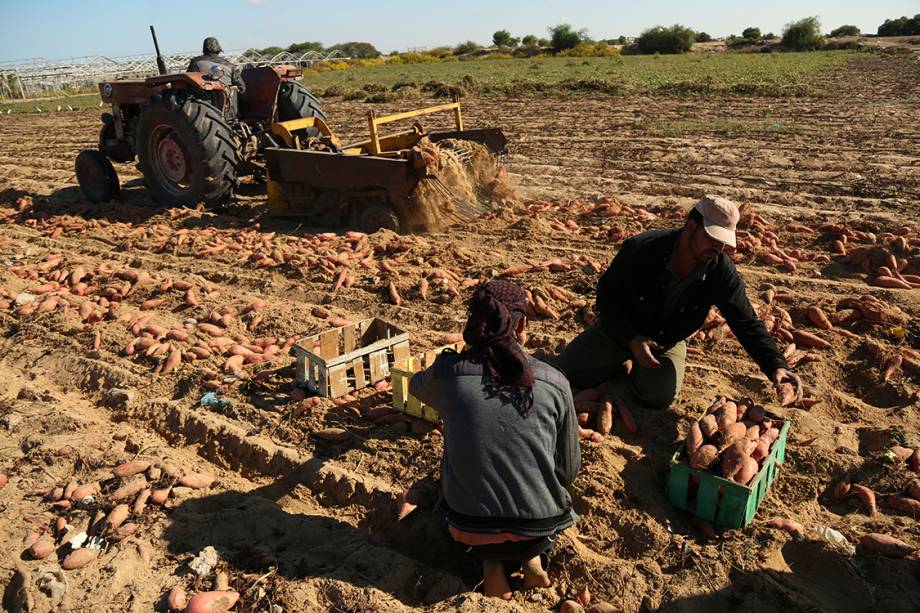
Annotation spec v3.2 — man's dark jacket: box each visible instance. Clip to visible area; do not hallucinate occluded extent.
[186,54,246,94]
[596,228,787,377]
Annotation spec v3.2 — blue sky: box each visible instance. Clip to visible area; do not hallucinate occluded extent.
[0,0,916,61]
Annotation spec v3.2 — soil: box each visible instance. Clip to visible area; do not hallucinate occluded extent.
[0,53,918,612]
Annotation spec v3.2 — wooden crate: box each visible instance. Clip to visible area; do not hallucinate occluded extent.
[391,342,464,423]
[293,318,410,398]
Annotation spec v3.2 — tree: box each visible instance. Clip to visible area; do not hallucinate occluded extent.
[742,27,762,40]
[453,40,482,55]
[259,46,284,57]
[493,30,517,47]
[782,16,824,50]
[829,25,860,37]
[286,41,324,54]
[537,38,550,47]
[548,23,587,52]
[695,32,712,42]
[878,15,920,36]
[636,24,696,54]
[521,34,538,47]
[325,42,381,58]
[764,32,775,39]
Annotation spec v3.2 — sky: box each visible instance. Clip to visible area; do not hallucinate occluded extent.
[0,0,917,62]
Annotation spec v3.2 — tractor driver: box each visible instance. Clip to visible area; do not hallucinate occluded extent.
[187,37,246,112]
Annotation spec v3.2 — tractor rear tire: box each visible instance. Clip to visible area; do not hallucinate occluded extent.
[75,149,120,203]
[135,94,239,207]
[276,81,326,137]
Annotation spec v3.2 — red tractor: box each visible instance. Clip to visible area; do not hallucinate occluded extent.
[76,27,326,207]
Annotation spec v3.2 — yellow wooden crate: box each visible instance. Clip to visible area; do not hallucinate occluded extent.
[390,342,464,423]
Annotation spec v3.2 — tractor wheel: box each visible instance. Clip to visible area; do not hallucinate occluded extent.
[75,149,120,203]
[276,81,326,137]
[135,94,239,207]
[99,113,135,163]
[350,202,401,234]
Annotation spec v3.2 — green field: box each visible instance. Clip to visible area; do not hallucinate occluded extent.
[0,51,860,114]
[301,51,859,99]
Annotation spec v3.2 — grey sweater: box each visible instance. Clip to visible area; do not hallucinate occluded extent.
[409,348,580,537]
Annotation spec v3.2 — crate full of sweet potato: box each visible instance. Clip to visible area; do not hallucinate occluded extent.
[667,396,790,528]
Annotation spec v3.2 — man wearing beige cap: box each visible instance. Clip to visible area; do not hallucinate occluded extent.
[555,195,797,409]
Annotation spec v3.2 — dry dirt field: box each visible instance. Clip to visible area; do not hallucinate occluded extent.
[0,53,918,612]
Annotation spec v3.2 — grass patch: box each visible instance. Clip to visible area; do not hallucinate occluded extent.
[303,51,861,99]
[0,93,101,114]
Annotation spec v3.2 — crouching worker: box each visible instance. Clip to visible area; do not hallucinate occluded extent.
[409,280,580,600]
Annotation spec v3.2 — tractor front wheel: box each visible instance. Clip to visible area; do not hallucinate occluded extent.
[135,95,239,207]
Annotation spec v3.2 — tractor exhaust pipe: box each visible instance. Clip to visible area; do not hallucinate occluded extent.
[150,26,167,76]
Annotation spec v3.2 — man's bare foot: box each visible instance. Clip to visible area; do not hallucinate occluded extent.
[522,555,551,589]
[482,560,512,599]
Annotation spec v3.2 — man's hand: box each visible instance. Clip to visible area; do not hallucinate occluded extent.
[773,368,802,406]
[629,336,662,369]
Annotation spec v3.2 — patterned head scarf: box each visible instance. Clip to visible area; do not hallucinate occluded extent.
[462,280,535,415]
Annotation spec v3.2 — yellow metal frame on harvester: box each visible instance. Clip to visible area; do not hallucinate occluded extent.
[270,97,464,157]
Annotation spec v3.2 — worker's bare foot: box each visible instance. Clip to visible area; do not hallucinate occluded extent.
[482,560,512,599]
[522,555,551,589]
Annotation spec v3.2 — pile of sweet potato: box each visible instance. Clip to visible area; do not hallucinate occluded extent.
[685,397,784,486]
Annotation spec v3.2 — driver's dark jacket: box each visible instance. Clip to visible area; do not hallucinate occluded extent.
[186,54,246,94]
[596,228,787,378]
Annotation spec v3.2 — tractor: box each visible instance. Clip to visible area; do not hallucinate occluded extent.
[76,27,509,233]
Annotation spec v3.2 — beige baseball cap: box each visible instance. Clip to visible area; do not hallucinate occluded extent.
[694,195,740,248]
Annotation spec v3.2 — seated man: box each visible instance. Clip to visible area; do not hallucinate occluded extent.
[187,37,246,113]
[409,280,580,600]
[555,195,797,409]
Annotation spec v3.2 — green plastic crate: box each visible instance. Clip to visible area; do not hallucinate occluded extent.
[667,415,790,528]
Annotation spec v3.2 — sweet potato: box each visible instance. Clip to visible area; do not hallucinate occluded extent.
[151,487,172,505]
[792,330,832,350]
[388,281,401,306]
[597,400,613,435]
[833,479,851,500]
[166,586,188,611]
[70,481,100,501]
[906,479,920,501]
[715,403,737,431]
[111,478,147,501]
[850,484,877,516]
[614,398,637,434]
[699,414,719,439]
[134,489,151,515]
[889,446,915,462]
[105,504,130,531]
[721,443,749,480]
[912,448,920,472]
[887,495,920,516]
[806,306,833,330]
[873,275,911,289]
[718,422,748,449]
[185,592,240,613]
[734,456,759,484]
[751,440,770,463]
[690,445,719,470]
[179,473,214,490]
[114,461,150,478]
[62,547,99,570]
[766,517,804,537]
[747,405,765,423]
[860,533,914,558]
[561,600,586,613]
[29,538,56,560]
[686,422,704,456]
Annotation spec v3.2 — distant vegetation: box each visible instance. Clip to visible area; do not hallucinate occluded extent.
[781,17,824,51]
[829,25,860,37]
[634,24,697,54]
[253,40,381,59]
[877,14,920,36]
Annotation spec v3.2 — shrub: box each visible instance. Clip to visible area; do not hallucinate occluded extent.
[287,41,324,54]
[549,23,587,52]
[829,25,860,37]
[558,43,621,57]
[742,27,762,40]
[453,40,482,55]
[695,32,712,42]
[636,24,696,54]
[781,17,824,50]
[521,34,538,47]
[492,30,518,47]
